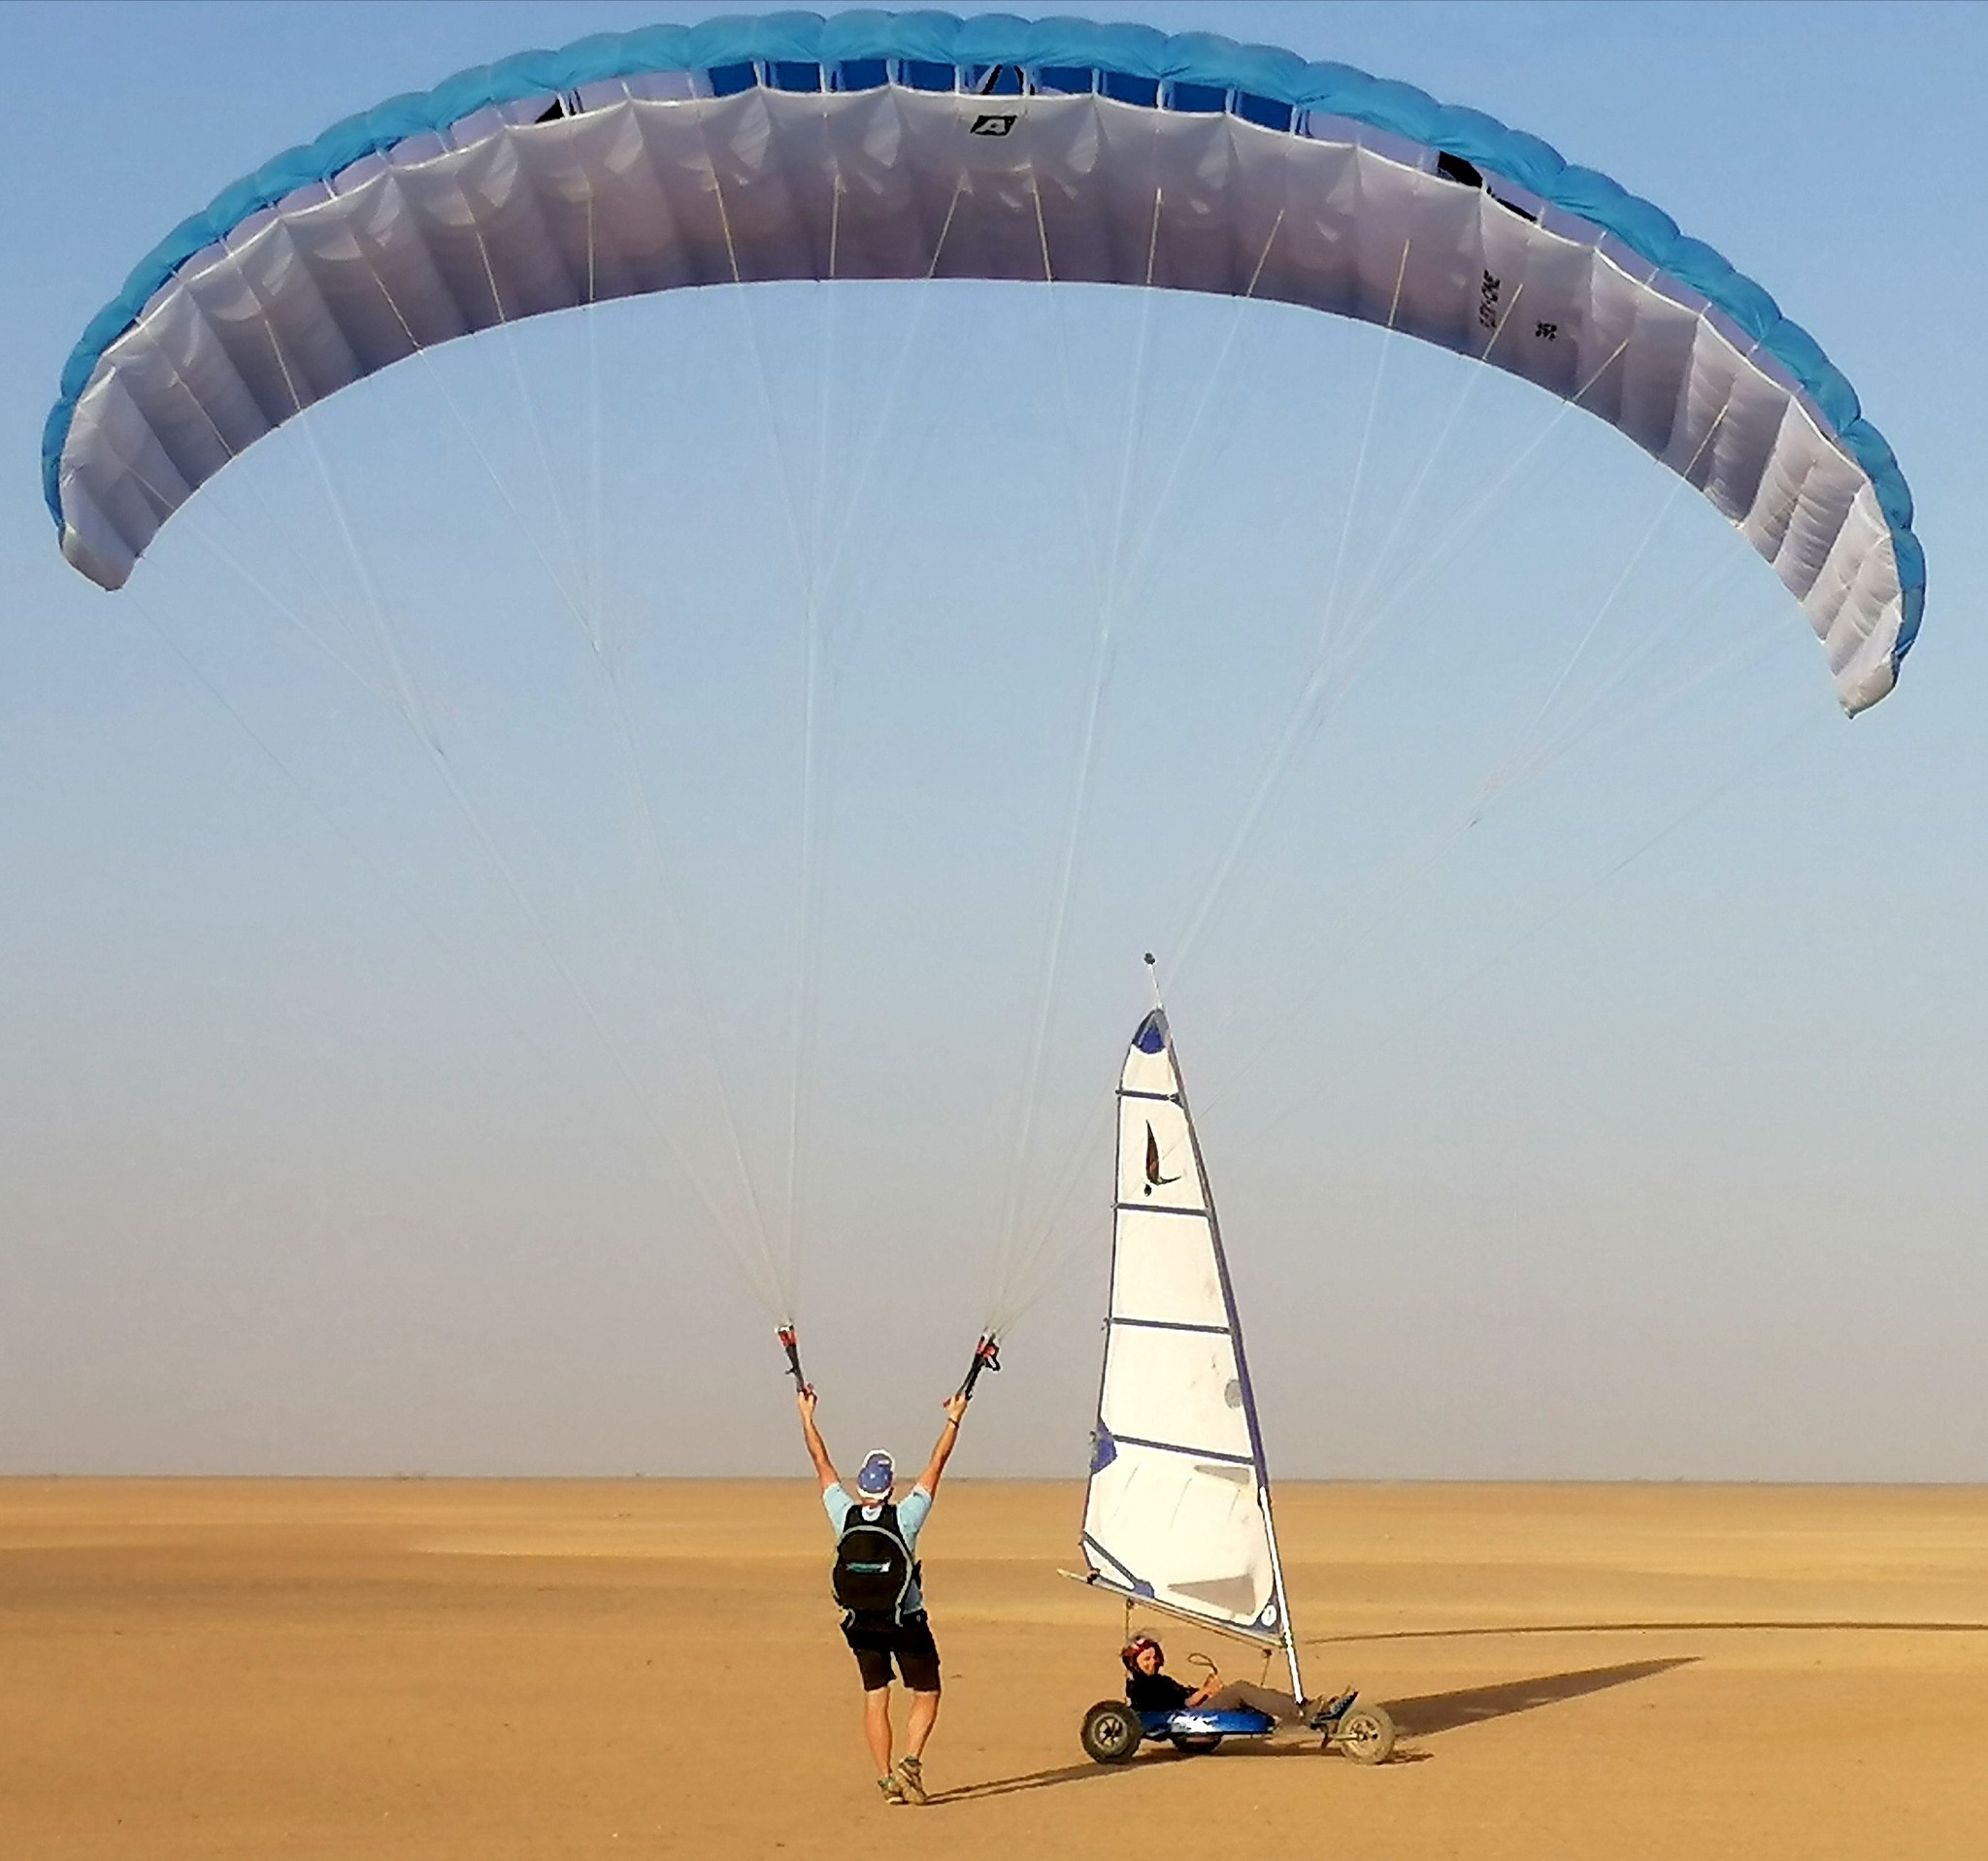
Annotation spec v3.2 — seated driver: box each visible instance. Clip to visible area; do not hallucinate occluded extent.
[1121,1634,1340,1726]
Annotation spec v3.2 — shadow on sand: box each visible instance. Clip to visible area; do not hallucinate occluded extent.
[1378,1655,1695,1738]
[928,1656,1691,1805]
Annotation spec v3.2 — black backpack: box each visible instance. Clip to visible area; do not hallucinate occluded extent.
[832,1501,920,1622]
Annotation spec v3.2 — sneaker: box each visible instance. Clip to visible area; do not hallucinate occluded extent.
[1306,1689,1358,1730]
[877,1774,908,1806]
[894,1755,927,1806]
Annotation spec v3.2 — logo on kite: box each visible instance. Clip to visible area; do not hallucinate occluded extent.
[1143,1123,1180,1196]
[970,113,1016,137]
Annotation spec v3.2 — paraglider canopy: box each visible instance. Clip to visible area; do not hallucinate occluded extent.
[46,9,1919,712]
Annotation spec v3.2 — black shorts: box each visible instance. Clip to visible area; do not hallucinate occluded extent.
[843,1610,942,1693]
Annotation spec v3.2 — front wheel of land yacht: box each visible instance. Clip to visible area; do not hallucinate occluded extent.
[1080,1701,1142,1764]
[1334,1703,1395,1764]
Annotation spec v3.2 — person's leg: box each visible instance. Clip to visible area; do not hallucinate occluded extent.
[845,1630,901,1790]
[905,1686,942,1757]
[863,1683,895,1776]
[893,1617,944,1804]
[1204,1681,1301,1720]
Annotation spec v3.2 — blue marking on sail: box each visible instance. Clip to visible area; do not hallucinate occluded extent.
[1082,1532,1153,1598]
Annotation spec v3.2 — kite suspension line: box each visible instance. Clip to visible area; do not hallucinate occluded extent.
[1030,180,1106,613]
[259,327,435,747]
[1193,399,1784,1121]
[1195,587,1789,1125]
[983,185,1166,1339]
[1246,709,1826,1138]
[968,182,1110,1341]
[978,309,1736,1325]
[244,316,788,1313]
[772,179,851,1321]
[1111,208,1289,590]
[1310,238,1415,680]
[122,327,397,706]
[1010,365,1763,1298]
[700,101,864,1328]
[702,125,973,1338]
[810,178,969,616]
[1510,568,1783,787]
[1335,308,1519,629]
[124,582,625,1142]
[472,221,592,615]
[128,482,388,708]
[1305,322,1639,691]
[1479,433,1710,803]
[753,170,970,1375]
[701,142,971,1364]
[1168,316,1642,987]
[982,204,1293,1339]
[354,219,785,1308]
[1165,243,1425,980]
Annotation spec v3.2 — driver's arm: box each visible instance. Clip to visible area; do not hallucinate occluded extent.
[797,1389,840,1494]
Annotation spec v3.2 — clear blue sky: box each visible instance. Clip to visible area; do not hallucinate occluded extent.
[3,1,1984,1480]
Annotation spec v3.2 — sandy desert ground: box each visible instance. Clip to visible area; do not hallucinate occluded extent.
[2,1479,1985,1858]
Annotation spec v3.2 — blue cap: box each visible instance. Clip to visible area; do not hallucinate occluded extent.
[856,1450,894,1497]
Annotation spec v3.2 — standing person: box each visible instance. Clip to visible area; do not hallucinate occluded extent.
[798,1386,968,1806]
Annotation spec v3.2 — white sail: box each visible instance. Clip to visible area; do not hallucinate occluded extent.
[1079,1007,1302,1693]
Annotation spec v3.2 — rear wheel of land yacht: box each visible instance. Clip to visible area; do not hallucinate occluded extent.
[1080,1701,1143,1764]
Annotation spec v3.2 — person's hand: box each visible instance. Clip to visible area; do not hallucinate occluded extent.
[798,1387,817,1421]
[942,1392,969,1426]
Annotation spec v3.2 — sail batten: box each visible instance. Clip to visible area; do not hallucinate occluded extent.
[1080,1006,1304,1697]
[1105,1432,1255,1461]
[1108,1316,1234,1337]
[1066,1569,1289,1649]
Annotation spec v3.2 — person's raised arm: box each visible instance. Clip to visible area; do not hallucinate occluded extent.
[914,1392,970,1496]
[798,1389,840,1494]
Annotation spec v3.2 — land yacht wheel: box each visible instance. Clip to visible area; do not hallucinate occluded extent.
[1080,1700,1142,1764]
[1335,1703,1395,1764]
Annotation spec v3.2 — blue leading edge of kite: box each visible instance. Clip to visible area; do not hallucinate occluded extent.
[43,9,1922,706]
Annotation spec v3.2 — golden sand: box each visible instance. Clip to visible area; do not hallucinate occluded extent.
[2,1479,1984,1858]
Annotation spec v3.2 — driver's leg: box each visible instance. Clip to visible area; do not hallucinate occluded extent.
[1205,1681,1301,1720]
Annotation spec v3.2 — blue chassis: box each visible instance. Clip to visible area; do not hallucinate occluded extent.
[1139,1707,1277,1743]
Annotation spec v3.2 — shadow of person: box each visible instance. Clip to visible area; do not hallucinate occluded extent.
[926,1748,1182,1806]
[1381,1655,1696,1738]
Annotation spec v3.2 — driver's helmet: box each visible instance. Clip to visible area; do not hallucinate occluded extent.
[1120,1634,1164,1673]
